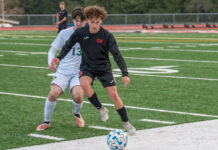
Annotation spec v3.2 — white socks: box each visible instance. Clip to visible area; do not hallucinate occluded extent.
[43,98,83,122]
[44,98,56,123]
[73,101,83,115]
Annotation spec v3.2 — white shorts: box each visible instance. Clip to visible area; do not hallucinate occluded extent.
[51,72,80,93]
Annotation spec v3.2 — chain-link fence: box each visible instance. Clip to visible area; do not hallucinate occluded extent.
[1,13,218,25]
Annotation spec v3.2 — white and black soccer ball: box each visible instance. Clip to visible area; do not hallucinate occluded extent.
[107,129,128,150]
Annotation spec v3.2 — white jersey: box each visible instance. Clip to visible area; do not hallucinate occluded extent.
[49,27,81,75]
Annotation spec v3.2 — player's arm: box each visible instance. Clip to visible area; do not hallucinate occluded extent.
[56,11,68,25]
[108,34,130,87]
[56,31,79,60]
[57,17,67,25]
[48,47,58,66]
[48,31,66,71]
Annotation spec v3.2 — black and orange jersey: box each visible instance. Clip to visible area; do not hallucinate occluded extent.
[57,26,128,76]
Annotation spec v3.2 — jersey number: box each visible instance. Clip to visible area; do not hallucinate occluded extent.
[72,47,82,56]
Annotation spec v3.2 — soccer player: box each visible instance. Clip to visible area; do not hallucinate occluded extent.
[51,5,136,135]
[56,1,68,33]
[36,7,86,131]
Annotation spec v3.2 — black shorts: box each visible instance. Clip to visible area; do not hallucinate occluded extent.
[79,68,116,88]
[58,24,67,33]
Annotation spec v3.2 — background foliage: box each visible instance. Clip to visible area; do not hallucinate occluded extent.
[1,0,218,15]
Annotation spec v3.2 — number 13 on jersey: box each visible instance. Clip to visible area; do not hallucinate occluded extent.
[72,47,82,56]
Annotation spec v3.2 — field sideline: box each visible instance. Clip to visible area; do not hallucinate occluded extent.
[0,30,218,150]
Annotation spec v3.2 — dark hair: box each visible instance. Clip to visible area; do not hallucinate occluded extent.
[84,5,107,20]
[72,7,86,21]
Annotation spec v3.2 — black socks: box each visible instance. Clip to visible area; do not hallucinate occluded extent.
[89,92,128,122]
[88,92,102,109]
[117,107,128,122]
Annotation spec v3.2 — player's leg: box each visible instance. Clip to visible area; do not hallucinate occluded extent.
[79,76,94,98]
[72,86,84,116]
[36,74,68,131]
[105,86,136,135]
[36,84,62,131]
[70,76,85,127]
[58,25,61,33]
[80,72,109,122]
[98,71,136,134]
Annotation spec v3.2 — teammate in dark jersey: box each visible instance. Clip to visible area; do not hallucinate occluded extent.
[56,1,68,33]
[51,5,136,135]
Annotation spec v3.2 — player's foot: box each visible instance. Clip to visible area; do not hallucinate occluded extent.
[36,123,50,131]
[74,113,85,128]
[123,122,136,135]
[99,106,109,122]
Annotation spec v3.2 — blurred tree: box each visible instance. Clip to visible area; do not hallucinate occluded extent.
[0,0,24,14]
[184,0,218,13]
[146,0,167,13]
[19,0,60,14]
[165,0,185,13]
[2,0,216,14]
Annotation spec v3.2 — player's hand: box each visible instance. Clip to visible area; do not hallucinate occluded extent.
[49,58,60,71]
[56,21,60,25]
[122,76,130,88]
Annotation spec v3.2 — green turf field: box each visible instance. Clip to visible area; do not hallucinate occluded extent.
[0,30,218,149]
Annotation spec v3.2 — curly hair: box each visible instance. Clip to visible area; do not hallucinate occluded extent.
[72,7,86,21]
[84,5,107,20]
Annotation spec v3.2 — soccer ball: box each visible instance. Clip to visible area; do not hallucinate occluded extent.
[107,129,128,150]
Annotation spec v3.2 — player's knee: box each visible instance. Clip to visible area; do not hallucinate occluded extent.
[110,92,119,101]
[73,92,83,104]
[48,91,58,101]
[80,82,90,92]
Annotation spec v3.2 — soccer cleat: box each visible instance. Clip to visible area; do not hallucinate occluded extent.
[99,106,109,122]
[36,123,50,131]
[123,122,136,135]
[74,113,85,128]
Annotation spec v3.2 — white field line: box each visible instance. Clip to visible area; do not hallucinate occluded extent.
[0,50,47,55]
[1,34,218,45]
[1,63,218,81]
[118,41,218,46]
[131,73,218,81]
[0,91,218,118]
[120,47,218,53]
[168,46,180,48]
[1,33,218,41]
[116,36,218,41]
[0,64,48,69]
[123,56,218,64]
[140,119,176,124]
[28,134,64,141]
[0,55,3,56]
[0,38,53,41]
[88,126,122,131]
[3,34,218,40]
[15,53,28,56]
[0,42,50,46]
[1,47,218,57]
[185,45,196,47]
[151,47,164,49]
[0,34,56,38]
[2,39,218,48]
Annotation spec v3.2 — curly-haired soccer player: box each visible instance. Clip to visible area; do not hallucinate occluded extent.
[51,5,136,135]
